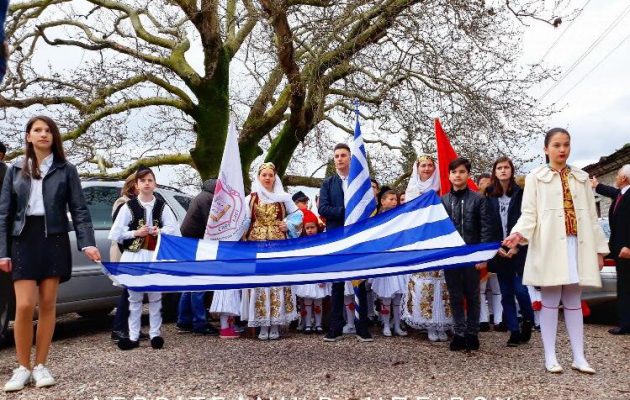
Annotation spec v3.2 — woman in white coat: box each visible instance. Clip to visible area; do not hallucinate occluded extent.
[504,128,608,374]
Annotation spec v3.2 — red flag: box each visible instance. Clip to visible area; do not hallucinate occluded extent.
[435,118,478,196]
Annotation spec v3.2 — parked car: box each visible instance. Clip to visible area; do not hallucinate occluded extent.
[0,179,192,346]
[582,218,617,305]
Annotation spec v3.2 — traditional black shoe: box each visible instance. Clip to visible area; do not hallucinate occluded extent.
[151,336,165,349]
[465,334,480,351]
[139,331,150,341]
[323,331,343,342]
[479,322,490,332]
[303,326,313,334]
[314,326,324,334]
[608,327,630,335]
[520,321,533,343]
[111,330,129,343]
[507,331,521,347]
[117,338,139,351]
[450,335,466,351]
[193,325,220,336]
[356,330,374,343]
[494,322,508,332]
[176,323,193,333]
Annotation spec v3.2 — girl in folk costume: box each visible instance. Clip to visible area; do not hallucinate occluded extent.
[241,162,301,340]
[294,209,331,334]
[370,189,408,337]
[109,166,181,351]
[402,155,453,342]
[504,128,608,374]
[1,116,101,392]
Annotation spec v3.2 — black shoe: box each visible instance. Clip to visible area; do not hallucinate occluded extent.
[479,322,490,332]
[304,326,313,334]
[534,324,541,332]
[494,322,508,332]
[193,325,220,336]
[323,331,343,342]
[449,335,466,351]
[356,330,374,342]
[117,338,139,351]
[176,323,193,333]
[139,331,150,341]
[507,331,521,347]
[520,321,533,343]
[608,327,630,335]
[465,334,480,351]
[315,326,324,334]
[111,330,129,343]
[151,336,164,349]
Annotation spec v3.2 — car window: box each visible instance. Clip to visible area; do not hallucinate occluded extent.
[174,195,192,211]
[83,186,121,230]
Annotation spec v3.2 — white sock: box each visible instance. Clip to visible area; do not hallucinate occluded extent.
[489,275,503,323]
[561,284,588,366]
[260,325,269,335]
[304,299,313,328]
[314,299,323,327]
[220,314,230,330]
[479,280,489,323]
[381,297,392,329]
[540,286,562,367]
[344,296,355,327]
[270,325,279,335]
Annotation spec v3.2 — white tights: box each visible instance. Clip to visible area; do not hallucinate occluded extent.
[303,298,323,327]
[540,284,588,368]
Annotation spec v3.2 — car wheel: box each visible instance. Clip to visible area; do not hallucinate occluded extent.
[0,274,15,348]
[77,308,115,319]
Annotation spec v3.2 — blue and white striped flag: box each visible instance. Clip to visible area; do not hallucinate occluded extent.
[101,191,499,292]
[344,109,376,225]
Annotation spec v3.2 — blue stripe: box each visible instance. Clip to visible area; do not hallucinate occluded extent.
[104,242,499,277]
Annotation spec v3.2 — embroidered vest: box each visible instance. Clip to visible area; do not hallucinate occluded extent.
[122,197,166,252]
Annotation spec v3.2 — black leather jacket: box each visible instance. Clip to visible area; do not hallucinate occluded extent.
[441,188,492,245]
[0,157,96,258]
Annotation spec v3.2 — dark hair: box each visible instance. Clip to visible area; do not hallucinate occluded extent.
[448,158,471,173]
[0,142,6,155]
[22,116,67,179]
[476,173,491,185]
[488,156,516,198]
[334,143,350,153]
[544,128,571,163]
[370,178,379,188]
[379,189,398,205]
[136,166,157,182]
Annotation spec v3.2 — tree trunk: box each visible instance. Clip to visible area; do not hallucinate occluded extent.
[190,48,230,181]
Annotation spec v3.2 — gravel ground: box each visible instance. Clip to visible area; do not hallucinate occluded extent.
[0,317,629,400]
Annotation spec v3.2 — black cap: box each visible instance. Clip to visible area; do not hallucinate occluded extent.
[292,191,309,202]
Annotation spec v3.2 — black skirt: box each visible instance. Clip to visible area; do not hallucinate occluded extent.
[11,216,72,284]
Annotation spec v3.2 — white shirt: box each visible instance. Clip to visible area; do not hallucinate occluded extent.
[621,185,629,195]
[338,172,349,196]
[498,194,511,238]
[108,196,180,243]
[26,153,54,216]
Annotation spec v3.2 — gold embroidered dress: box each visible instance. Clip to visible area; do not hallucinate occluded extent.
[241,193,298,327]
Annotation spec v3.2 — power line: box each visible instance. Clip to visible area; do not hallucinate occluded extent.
[554,29,630,103]
[538,0,593,65]
[538,3,630,102]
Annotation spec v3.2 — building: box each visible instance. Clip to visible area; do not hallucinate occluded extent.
[583,144,630,218]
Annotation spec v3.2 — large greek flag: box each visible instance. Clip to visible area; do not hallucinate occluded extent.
[101,191,499,292]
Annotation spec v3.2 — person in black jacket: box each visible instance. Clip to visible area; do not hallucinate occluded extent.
[486,157,534,347]
[176,179,219,336]
[0,116,100,392]
[441,158,492,351]
[592,166,630,335]
[320,143,373,343]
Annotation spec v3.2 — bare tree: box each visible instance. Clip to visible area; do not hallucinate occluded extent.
[1,0,575,187]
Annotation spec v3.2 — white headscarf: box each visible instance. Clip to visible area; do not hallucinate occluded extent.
[405,157,440,202]
[251,165,299,214]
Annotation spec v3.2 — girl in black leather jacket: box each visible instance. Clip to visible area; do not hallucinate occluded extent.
[0,116,100,392]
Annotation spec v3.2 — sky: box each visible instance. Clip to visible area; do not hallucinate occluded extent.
[519,0,630,168]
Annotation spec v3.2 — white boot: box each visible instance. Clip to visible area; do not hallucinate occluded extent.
[392,296,407,336]
[428,328,439,342]
[258,325,270,340]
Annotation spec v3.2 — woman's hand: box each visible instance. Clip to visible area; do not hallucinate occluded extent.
[497,248,510,258]
[135,226,149,237]
[84,247,102,262]
[278,221,288,232]
[598,254,604,271]
[507,247,519,258]
[503,232,523,249]
[0,259,12,273]
[590,176,599,189]
[619,247,630,259]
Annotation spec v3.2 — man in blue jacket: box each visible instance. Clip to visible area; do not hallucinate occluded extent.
[319,143,373,342]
